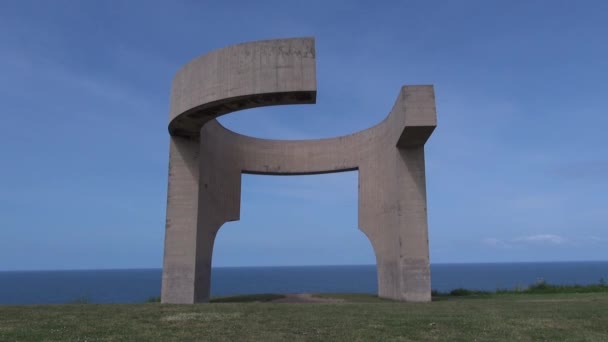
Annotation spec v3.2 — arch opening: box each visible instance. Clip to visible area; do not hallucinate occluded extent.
[210,171,377,298]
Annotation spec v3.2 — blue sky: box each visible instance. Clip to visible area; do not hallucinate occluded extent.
[0,0,606,271]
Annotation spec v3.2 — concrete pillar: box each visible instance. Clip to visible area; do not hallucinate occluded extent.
[161,136,199,304]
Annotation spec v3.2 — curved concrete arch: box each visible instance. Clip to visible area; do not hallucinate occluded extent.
[168,37,316,137]
[161,37,437,304]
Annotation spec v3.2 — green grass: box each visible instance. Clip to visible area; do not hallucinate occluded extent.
[516,281,608,294]
[1,292,607,341]
[145,296,161,303]
[143,294,285,304]
[428,281,608,297]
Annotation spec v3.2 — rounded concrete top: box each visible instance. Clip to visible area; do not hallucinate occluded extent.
[169,37,317,137]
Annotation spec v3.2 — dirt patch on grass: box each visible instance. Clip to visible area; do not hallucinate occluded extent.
[161,312,242,322]
[271,293,344,303]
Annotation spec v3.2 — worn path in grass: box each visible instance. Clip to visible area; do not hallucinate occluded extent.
[1,293,607,341]
[272,293,344,303]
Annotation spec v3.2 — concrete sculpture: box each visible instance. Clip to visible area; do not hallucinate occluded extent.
[161,37,437,304]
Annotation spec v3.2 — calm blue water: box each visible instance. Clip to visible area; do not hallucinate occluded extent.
[0,262,607,305]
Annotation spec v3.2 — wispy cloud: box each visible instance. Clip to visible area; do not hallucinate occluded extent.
[483,234,569,248]
[513,234,567,245]
[483,231,608,249]
[553,160,608,181]
[481,237,506,247]
[586,236,608,244]
[242,171,359,203]
[217,108,317,140]
[505,195,566,211]
[0,47,164,116]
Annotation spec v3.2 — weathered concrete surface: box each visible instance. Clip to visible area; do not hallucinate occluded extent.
[168,38,316,137]
[161,37,437,304]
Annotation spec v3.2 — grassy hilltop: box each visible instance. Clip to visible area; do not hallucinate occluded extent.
[1,290,608,341]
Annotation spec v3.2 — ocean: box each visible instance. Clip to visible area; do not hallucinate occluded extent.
[1,261,607,305]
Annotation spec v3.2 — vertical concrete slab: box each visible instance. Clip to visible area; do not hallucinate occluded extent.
[161,136,199,304]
